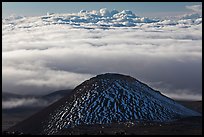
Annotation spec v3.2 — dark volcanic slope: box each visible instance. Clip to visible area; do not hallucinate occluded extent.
[8,73,201,135]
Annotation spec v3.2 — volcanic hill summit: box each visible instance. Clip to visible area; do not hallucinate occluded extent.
[9,73,201,135]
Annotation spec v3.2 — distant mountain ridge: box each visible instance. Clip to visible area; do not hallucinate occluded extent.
[2,89,72,110]
[42,89,72,100]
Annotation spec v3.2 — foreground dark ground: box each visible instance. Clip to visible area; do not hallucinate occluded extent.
[2,100,202,135]
[2,107,43,132]
[55,116,202,135]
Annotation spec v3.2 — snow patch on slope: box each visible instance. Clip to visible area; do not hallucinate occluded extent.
[43,74,201,135]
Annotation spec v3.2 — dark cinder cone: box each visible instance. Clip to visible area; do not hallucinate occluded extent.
[8,73,201,135]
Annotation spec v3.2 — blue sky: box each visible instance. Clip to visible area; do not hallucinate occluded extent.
[2,2,202,18]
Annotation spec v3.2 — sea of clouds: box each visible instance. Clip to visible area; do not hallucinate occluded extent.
[2,5,202,104]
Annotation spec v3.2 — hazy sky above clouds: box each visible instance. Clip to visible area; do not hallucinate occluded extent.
[2,2,202,101]
[2,2,202,18]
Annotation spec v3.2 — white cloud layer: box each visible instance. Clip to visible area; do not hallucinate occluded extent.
[2,98,48,109]
[186,5,202,13]
[2,9,202,100]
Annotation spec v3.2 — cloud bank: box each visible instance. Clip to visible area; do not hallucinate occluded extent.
[2,8,202,100]
[2,98,47,109]
[186,5,202,13]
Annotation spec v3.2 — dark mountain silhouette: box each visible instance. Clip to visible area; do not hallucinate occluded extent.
[41,89,72,101]
[2,89,72,109]
[2,92,33,100]
[8,73,201,135]
[2,89,72,131]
